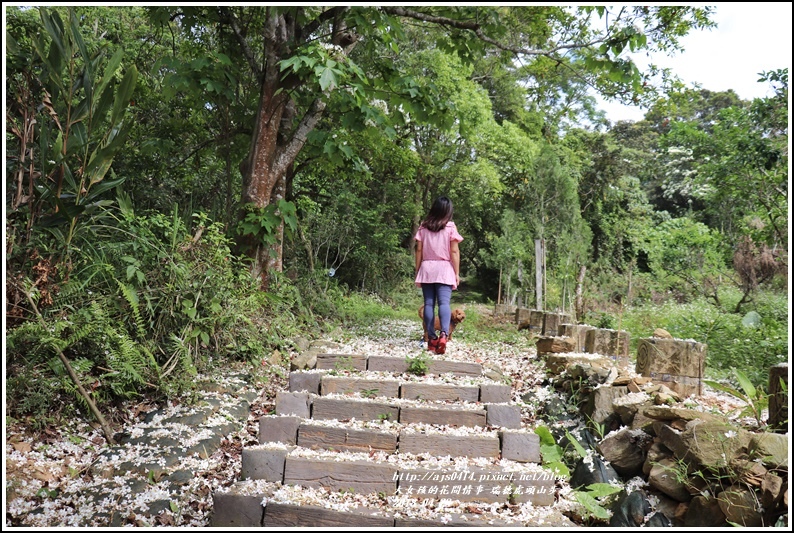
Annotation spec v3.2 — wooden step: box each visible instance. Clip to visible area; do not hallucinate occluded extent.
[211,479,566,527]
[367,355,483,377]
[320,375,401,398]
[287,374,513,404]
[238,445,554,505]
[263,503,394,527]
[297,423,398,453]
[256,418,541,461]
[309,353,484,377]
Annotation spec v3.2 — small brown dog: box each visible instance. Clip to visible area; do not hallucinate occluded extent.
[418,306,465,342]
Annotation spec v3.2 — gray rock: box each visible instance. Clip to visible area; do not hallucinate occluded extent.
[290,351,317,371]
[609,490,650,527]
[684,495,727,527]
[748,432,788,469]
[642,441,673,476]
[582,386,628,425]
[717,485,764,527]
[570,454,619,489]
[648,458,691,502]
[597,428,653,478]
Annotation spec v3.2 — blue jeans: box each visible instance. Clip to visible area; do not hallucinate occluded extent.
[422,283,452,339]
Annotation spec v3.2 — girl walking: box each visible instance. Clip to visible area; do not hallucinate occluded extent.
[414,196,463,355]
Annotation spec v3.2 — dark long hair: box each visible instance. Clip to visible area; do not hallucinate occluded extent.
[422,196,453,232]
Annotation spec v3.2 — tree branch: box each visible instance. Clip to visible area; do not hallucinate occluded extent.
[379,6,613,57]
[220,7,263,81]
[24,290,116,446]
[275,97,328,179]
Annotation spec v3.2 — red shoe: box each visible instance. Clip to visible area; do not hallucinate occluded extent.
[427,337,439,353]
[435,333,448,355]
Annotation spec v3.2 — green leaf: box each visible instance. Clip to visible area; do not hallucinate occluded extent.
[732,368,757,399]
[703,379,745,401]
[575,491,611,520]
[318,66,338,91]
[96,48,124,100]
[565,430,588,458]
[110,65,138,127]
[741,311,761,328]
[540,443,562,464]
[40,8,68,64]
[545,461,569,478]
[534,425,556,446]
[584,483,622,498]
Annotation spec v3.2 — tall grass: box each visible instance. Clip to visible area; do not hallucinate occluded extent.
[622,289,788,384]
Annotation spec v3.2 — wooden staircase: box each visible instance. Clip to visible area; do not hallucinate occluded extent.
[211,353,564,527]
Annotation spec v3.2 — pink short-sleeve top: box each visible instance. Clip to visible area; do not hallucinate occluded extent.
[414,221,463,289]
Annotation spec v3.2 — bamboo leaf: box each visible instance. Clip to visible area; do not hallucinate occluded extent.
[40,8,68,63]
[733,368,757,399]
[110,66,138,127]
[96,48,124,100]
[703,379,745,401]
[69,8,91,76]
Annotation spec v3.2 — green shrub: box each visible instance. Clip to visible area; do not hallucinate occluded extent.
[622,289,787,384]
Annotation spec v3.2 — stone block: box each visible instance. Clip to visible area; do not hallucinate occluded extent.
[320,376,400,398]
[428,360,483,377]
[264,503,394,527]
[311,397,399,423]
[298,424,397,453]
[211,488,267,527]
[315,353,367,371]
[274,391,312,418]
[479,383,512,404]
[500,431,540,463]
[636,338,706,397]
[585,329,629,363]
[535,336,576,354]
[529,311,545,332]
[493,304,517,319]
[366,356,482,377]
[768,363,788,432]
[485,404,522,429]
[545,353,612,374]
[748,432,788,469]
[582,386,628,425]
[398,431,500,458]
[241,446,291,482]
[717,485,764,527]
[558,324,594,352]
[288,372,321,394]
[259,416,301,445]
[367,355,410,373]
[515,307,533,324]
[398,406,486,427]
[283,457,397,494]
[542,313,571,336]
[400,383,479,402]
[684,495,726,527]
